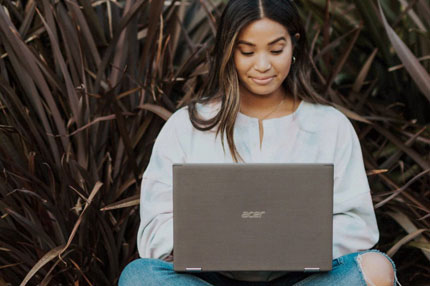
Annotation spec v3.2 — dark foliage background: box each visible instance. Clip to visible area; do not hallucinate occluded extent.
[0,0,429,285]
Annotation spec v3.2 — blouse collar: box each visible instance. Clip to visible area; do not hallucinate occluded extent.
[195,99,318,133]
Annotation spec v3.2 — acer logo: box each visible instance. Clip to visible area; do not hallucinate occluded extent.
[241,211,266,218]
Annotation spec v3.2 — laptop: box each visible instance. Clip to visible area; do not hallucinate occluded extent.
[172,163,333,273]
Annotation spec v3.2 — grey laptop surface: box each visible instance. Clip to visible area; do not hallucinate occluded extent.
[173,163,333,273]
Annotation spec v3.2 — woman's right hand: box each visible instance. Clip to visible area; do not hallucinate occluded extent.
[163,250,174,262]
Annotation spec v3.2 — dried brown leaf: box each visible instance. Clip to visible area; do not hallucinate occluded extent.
[100,194,140,211]
[20,245,64,286]
[137,103,172,121]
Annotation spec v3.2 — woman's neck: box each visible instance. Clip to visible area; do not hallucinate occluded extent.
[239,85,295,120]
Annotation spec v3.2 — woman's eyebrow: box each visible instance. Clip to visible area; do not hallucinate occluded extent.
[237,36,287,47]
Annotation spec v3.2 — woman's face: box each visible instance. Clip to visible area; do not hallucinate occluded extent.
[233,17,297,98]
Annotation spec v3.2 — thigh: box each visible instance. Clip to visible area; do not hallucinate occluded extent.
[270,257,343,286]
[291,250,400,286]
[119,258,229,286]
[270,272,314,286]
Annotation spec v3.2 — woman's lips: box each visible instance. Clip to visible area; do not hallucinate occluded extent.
[251,76,275,85]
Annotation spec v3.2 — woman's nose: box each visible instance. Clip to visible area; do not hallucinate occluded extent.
[254,54,271,73]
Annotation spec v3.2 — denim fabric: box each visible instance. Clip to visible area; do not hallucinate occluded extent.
[119,250,401,286]
[291,250,401,286]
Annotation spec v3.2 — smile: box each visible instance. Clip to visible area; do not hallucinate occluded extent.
[251,76,275,85]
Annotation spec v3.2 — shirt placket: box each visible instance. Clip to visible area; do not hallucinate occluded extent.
[254,119,269,162]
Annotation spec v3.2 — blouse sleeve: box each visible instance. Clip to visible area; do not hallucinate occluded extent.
[137,111,185,261]
[332,114,379,258]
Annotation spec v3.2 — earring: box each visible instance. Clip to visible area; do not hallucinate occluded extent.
[292,56,296,64]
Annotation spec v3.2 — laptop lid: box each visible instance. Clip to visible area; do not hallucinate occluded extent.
[173,163,333,272]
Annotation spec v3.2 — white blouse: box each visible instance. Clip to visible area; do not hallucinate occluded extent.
[136,100,379,282]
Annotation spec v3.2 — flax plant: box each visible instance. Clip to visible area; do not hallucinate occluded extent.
[0,0,220,284]
[0,0,429,285]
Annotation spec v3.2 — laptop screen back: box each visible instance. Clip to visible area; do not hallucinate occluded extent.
[173,163,333,272]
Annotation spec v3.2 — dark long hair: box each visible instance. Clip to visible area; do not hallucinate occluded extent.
[187,0,330,162]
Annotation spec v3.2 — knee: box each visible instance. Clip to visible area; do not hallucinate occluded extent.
[119,258,169,286]
[119,259,146,286]
[357,252,395,286]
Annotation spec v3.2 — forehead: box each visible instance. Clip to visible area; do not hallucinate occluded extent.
[237,18,290,43]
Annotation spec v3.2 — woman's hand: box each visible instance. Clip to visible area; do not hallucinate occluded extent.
[163,250,174,262]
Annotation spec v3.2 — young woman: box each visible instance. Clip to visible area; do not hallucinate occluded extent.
[119,0,402,285]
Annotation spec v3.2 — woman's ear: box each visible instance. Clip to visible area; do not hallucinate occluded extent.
[294,33,300,41]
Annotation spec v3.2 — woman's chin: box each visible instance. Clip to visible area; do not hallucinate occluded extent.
[245,86,282,97]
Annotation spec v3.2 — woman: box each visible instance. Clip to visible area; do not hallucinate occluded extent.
[119,0,401,285]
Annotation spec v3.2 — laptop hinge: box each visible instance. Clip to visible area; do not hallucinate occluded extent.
[304,268,320,272]
[186,267,202,271]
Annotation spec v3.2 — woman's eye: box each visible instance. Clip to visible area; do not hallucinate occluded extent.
[239,50,283,56]
[271,50,283,54]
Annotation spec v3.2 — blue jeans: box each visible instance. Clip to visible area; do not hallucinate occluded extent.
[119,249,401,286]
